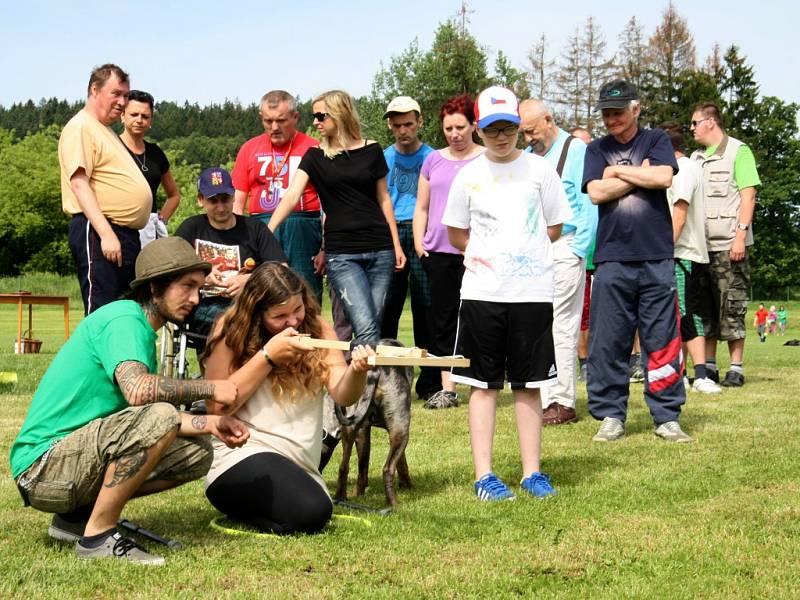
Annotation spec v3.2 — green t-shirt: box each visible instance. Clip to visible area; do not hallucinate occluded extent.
[704,143,761,190]
[10,300,157,478]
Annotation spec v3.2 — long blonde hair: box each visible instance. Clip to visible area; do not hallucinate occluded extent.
[203,263,328,401]
[314,90,362,158]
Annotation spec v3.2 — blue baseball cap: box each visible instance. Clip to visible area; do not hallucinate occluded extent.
[197,167,235,198]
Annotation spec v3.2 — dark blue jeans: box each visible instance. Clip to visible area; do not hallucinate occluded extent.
[325,250,395,344]
[587,259,686,426]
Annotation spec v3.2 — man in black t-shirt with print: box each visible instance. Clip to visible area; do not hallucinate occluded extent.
[581,80,690,443]
[176,167,286,342]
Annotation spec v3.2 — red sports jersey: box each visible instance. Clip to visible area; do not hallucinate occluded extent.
[232,131,321,214]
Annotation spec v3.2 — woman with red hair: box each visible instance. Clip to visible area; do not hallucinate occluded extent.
[412,94,484,409]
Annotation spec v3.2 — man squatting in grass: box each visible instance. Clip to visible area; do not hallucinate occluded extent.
[9,237,249,566]
[690,102,761,388]
[519,98,597,426]
[442,86,572,501]
[659,122,721,395]
[582,80,691,443]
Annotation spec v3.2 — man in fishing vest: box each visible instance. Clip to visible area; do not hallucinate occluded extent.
[690,102,761,388]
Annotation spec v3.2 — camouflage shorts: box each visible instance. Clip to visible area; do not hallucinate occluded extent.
[17,403,212,514]
[698,250,751,341]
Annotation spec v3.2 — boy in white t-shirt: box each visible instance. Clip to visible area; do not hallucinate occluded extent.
[442,87,572,501]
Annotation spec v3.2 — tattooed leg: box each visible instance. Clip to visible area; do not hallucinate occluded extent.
[83,423,178,537]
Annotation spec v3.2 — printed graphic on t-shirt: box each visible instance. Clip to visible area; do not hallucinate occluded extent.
[194,239,241,296]
[253,154,303,213]
[388,163,420,197]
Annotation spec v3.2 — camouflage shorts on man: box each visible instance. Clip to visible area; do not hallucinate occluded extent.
[698,249,751,341]
[16,403,212,514]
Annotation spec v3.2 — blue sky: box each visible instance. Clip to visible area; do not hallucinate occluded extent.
[3,0,797,107]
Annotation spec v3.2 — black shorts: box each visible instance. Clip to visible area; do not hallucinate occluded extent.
[451,300,557,390]
[675,259,712,342]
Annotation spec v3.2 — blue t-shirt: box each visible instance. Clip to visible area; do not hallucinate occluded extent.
[581,128,678,263]
[384,143,434,221]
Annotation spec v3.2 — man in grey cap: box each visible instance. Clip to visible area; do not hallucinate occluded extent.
[10,237,248,566]
[581,79,690,443]
[380,96,439,402]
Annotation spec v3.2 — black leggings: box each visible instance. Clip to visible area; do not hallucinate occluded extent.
[205,453,332,535]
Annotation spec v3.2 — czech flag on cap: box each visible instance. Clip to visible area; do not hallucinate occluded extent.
[475,86,520,129]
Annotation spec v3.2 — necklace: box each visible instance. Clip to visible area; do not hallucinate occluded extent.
[121,135,149,172]
[131,149,148,172]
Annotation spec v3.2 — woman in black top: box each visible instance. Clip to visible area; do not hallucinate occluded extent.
[120,90,181,247]
[269,90,405,344]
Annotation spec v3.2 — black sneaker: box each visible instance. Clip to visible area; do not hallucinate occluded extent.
[49,513,87,543]
[721,370,744,387]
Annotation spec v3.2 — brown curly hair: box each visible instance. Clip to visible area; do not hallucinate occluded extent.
[202,262,329,402]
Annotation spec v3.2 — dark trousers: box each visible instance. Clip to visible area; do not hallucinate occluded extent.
[68,214,141,315]
[587,259,685,426]
[380,222,440,398]
[420,251,464,357]
[205,453,332,535]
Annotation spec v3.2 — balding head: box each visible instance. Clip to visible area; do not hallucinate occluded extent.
[519,99,558,155]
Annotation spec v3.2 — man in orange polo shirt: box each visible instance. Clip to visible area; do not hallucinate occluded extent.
[60,63,152,314]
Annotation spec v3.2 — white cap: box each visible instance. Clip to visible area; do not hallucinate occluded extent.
[475,86,520,129]
[383,96,421,118]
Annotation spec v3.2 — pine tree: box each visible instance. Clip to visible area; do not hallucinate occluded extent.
[556,27,584,128]
[526,34,556,102]
[581,16,615,133]
[719,45,760,143]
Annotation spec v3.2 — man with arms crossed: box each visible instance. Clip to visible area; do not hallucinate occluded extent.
[582,80,690,443]
[690,103,760,387]
[519,99,597,425]
[61,64,152,314]
[10,238,248,565]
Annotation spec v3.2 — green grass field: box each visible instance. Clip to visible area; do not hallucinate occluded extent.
[1,275,799,598]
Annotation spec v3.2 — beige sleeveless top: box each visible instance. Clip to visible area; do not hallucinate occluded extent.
[205,379,327,494]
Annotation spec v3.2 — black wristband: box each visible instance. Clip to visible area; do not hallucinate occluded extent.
[261,347,277,369]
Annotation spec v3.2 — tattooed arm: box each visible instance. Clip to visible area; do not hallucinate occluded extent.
[179,413,250,448]
[114,360,239,411]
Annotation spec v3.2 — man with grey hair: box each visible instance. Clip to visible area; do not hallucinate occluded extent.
[581,80,690,443]
[60,63,152,314]
[232,90,324,302]
[519,99,597,425]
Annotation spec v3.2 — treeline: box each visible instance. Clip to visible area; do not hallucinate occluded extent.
[0,2,798,294]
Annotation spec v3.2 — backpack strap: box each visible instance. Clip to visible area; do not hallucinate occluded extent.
[556,135,575,177]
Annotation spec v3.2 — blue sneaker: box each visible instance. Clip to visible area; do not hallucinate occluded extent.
[474,473,515,501]
[520,472,557,498]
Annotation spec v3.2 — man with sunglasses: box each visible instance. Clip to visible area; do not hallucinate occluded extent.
[232,90,323,304]
[175,168,286,344]
[443,86,571,501]
[582,79,690,443]
[689,103,760,388]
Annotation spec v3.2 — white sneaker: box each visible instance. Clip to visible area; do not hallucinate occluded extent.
[692,377,722,394]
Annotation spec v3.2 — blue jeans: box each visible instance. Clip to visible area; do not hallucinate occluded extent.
[325,250,395,344]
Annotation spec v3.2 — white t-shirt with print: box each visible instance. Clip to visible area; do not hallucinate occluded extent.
[667,156,709,264]
[442,152,572,303]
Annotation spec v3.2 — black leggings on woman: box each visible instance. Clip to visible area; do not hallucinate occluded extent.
[205,452,332,535]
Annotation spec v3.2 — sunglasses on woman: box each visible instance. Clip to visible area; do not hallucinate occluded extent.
[313,112,329,122]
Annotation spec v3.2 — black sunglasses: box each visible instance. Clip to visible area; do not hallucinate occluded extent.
[313,112,329,122]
